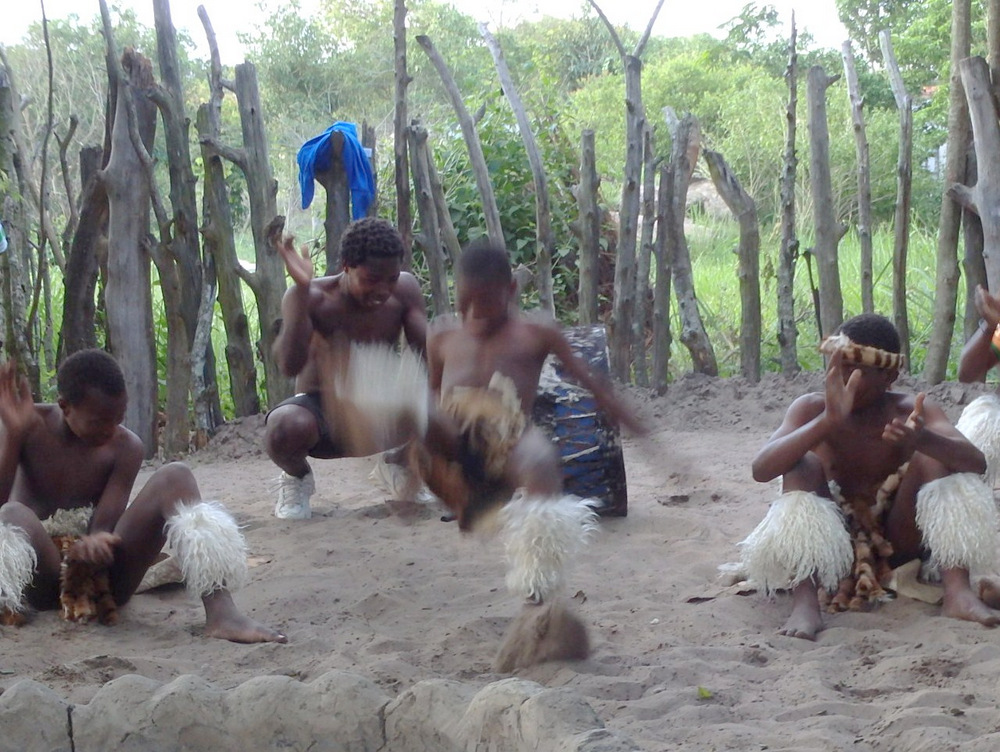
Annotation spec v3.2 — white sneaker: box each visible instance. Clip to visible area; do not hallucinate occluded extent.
[369,452,438,504]
[274,471,315,519]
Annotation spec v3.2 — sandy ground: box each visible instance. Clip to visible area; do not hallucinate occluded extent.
[3,371,1000,751]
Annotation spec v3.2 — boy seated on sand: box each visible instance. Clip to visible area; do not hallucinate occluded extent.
[266,217,429,519]
[740,313,1000,640]
[417,240,644,608]
[0,350,285,643]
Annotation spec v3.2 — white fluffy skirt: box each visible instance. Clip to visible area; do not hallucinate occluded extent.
[164,501,249,598]
[739,491,853,594]
[0,522,37,614]
[916,473,999,574]
[500,492,598,603]
[956,394,1000,489]
[330,343,429,455]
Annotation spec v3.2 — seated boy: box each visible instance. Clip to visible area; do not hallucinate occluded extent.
[742,313,999,640]
[0,350,285,643]
[266,217,428,519]
[419,240,643,607]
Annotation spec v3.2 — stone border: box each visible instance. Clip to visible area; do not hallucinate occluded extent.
[0,670,643,751]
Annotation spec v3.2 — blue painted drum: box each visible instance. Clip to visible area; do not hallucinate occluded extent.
[531,325,628,517]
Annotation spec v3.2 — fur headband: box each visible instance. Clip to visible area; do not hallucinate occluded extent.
[819,333,905,371]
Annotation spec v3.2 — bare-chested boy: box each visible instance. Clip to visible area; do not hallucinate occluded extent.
[742,313,999,641]
[266,217,427,519]
[956,284,1000,488]
[0,350,285,643]
[420,240,642,607]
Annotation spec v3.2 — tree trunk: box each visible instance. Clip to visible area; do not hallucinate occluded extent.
[777,19,800,375]
[667,115,717,376]
[60,146,106,359]
[426,143,461,264]
[577,130,601,326]
[651,161,672,393]
[705,149,761,383]
[925,0,971,384]
[609,54,644,381]
[880,30,913,369]
[408,121,451,315]
[841,41,874,313]
[632,126,656,387]
[314,130,351,274]
[479,23,555,313]
[100,47,158,454]
[393,0,413,270]
[416,34,504,249]
[0,66,33,372]
[953,57,1000,291]
[202,62,292,407]
[807,65,844,337]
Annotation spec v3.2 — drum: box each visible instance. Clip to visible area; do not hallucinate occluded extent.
[531,325,628,517]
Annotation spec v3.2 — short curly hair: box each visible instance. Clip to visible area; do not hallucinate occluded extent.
[457,238,512,286]
[837,313,901,354]
[57,349,126,405]
[339,217,404,268]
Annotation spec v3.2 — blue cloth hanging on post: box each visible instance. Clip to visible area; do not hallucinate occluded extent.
[297,122,375,219]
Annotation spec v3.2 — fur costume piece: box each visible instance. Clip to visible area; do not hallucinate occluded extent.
[739,491,853,594]
[500,491,598,603]
[42,507,118,626]
[822,466,906,613]
[493,601,590,672]
[819,333,905,371]
[916,473,999,574]
[956,394,1000,488]
[164,501,249,599]
[0,522,37,625]
[418,373,528,531]
[318,341,429,457]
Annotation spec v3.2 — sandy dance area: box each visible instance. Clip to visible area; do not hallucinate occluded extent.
[3,372,1000,751]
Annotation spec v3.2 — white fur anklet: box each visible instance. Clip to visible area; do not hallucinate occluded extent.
[0,522,37,614]
[499,491,598,603]
[164,501,249,598]
[739,491,853,593]
[916,473,999,574]
[956,395,1000,488]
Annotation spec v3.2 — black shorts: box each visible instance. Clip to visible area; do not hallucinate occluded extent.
[265,392,344,458]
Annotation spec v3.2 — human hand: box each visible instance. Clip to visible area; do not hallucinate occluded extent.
[823,349,861,426]
[277,234,314,288]
[882,392,925,449]
[69,531,121,567]
[975,285,1000,329]
[0,361,39,440]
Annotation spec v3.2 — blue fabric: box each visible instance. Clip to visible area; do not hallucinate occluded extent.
[297,122,375,219]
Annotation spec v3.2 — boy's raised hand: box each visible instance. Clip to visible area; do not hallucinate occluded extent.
[975,284,1000,328]
[882,392,926,448]
[277,234,314,288]
[0,361,38,439]
[823,349,861,426]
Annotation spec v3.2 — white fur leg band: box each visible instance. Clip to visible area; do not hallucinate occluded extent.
[956,394,1000,488]
[739,491,853,594]
[164,501,249,598]
[916,473,999,574]
[500,492,598,603]
[0,522,37,614]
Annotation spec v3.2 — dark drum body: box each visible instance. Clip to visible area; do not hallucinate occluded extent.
[531,325,628,516]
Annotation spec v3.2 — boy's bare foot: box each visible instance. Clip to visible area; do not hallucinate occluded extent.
[942,588,1000,627]
[977,577,1000,609]
[779,582,823,640]
[203,591,288,644]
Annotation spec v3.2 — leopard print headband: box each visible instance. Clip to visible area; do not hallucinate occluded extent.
[819,333,905,371]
